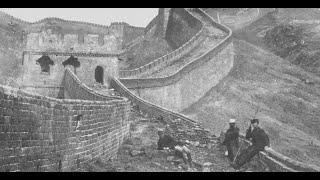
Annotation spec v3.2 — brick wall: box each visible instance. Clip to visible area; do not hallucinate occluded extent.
[62,68,123,101]
[26,31,122,54]
[21,52,119,98]
[127,42,233,112]
[111,78,212,144]
[119,9,233,112]
[0,78,131,172]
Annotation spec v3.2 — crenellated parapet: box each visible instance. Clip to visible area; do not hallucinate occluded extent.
[25,30,123,53]
[0,10,146,54]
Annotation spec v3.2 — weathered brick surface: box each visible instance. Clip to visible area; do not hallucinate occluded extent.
[0,83,131,172]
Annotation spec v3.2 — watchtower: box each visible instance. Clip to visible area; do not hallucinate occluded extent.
[155,8,172,38]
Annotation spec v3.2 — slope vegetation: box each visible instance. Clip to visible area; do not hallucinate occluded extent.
[182,39,320,167]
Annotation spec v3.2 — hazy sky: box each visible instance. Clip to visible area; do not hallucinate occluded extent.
[0,8,158,27]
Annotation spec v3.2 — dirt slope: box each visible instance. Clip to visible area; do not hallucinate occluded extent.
[122,37,173,70]
[182,39,320,167]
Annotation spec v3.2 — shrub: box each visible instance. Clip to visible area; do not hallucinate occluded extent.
[264,24,307,58]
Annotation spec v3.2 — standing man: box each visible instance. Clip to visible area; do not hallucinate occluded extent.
[221,119,240,162]
[232,118,270,170]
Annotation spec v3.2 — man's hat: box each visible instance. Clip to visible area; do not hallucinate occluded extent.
[250,119,259,124]
[229,119,236,124]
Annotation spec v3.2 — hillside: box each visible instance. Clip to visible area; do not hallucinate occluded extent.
[0,22,24,86]
[182,39,320,167]
[121,8,202,71]
[121,36,173,70]
[230,8,320,78]
[2,8,320,171]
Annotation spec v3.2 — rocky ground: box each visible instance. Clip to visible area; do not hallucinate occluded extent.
[78,110,265,172]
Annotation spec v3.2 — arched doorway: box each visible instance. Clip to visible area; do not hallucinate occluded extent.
[95,66,104,84]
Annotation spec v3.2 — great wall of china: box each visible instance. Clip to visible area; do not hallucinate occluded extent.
[1,8,320,172]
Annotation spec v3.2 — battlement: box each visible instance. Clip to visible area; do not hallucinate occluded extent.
[1,10,146,54]
[0,11,137,32]
[26,31,123,53]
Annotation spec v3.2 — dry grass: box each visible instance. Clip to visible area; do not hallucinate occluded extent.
[182,39,320,167]
[121,37,173,70]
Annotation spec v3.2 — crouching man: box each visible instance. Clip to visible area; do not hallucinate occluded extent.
[157,130,193,167]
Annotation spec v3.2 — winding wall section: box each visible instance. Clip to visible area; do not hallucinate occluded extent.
[113,8,320,172]
[119,8,205,78]
[119,9,233,112]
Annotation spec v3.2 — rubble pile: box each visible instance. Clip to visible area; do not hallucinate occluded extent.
[165,118,215,145]
[81,109,265,172]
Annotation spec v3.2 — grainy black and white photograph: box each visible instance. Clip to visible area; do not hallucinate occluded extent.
[0,8,320,172]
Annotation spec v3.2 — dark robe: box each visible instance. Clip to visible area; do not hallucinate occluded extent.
[222,126,240,161]
[157,134,178,150]
[233,126,270,169]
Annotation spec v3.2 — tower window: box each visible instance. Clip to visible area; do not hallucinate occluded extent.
[36,55,54,74]
[62,55,80,68]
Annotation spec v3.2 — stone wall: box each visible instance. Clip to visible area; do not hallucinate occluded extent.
[1,10,147,57]
[62,68,122,101]
[21,51,119,97]
[0,75,131,172]
[26,31,122,54]
[120,9,234,112]
[234,134,320,172]
[119,8,205,78]
[111,78,212,144]
[112,76,320,172]
[165,8,203,49]
[154,8,172,38]
[132,42,233,112]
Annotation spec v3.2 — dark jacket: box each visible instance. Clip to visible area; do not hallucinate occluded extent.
[157,135,178,150]
[222,126,239,147]
[245,126,270,150]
